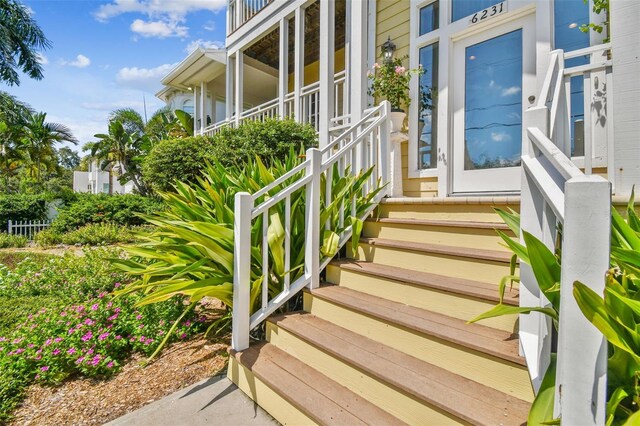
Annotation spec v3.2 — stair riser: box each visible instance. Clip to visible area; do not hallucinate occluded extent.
[326,265,518,333]
[378,203,519,222]
[363,221,511,252]
[303,293,534,402]
[227,357,317,425]
[266,323,465,425]
[349,243,512,284]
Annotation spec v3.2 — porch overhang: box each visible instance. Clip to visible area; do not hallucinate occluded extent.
[160,48,227,91]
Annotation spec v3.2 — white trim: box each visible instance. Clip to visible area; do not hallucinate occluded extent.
[318,0,335,148]
[294,6,304,121]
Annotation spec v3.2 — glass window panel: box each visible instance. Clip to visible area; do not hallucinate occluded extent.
[418,42,438,169]
[554,0,590,156]
[464,30,522,170]
[419,1,439,35]
[452,0,501,22]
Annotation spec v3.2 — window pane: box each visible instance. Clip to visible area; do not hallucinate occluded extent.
[418,42,438,170]
[419,1,439,35]
[452,0,500,22]
[554,0,590,156]
[464,30,522,170]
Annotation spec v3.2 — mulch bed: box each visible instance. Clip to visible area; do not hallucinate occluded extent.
[9,335,230,426]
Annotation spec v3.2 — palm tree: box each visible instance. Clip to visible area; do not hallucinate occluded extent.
[109,108,145,136]
[86,119,152,195]
[0,0,51,86]
[22,112,78,181]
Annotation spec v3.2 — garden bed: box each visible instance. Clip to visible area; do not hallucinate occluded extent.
[9,335,229,425]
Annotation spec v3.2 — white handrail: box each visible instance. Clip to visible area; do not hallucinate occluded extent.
[232,101,391,350]
[520,44,612,424]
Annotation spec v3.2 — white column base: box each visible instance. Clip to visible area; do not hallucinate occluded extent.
[390,132,408,197]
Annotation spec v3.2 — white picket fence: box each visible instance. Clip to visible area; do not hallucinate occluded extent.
[7,220,51,240]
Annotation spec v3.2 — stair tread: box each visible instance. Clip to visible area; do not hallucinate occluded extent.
[331,259,520,306]
[359,237,514,263]
[232,342,406,426]
[369,217,511,230]
[310,285,525,366]
[270,312,530,426]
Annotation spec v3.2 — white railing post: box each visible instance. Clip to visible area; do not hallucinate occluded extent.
[554,176,609,424]
[305,148,321,289]
[379,101,391,188]
[232,192,252,351]
[7,220,11,234]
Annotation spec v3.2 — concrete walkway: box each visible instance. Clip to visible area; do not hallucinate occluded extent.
[107,375,278,426]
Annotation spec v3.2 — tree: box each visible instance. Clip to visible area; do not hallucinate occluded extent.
[56,147,80,170]
[85,119,152,195]
[0,0,51,86]
[109,108,145,136]
[22,112,78,181]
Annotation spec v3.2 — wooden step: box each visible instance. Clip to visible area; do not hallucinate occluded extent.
[229,342,405,426]
[267,312,531,426]
[350,237,514,283]
[326,260,519,332]
[363,217,512,251]
[304,286,534,402]
[378,197,520,222]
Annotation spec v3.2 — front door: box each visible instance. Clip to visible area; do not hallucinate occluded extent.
[452,15,535,194]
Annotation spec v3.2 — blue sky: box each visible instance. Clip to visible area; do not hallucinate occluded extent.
[3,0,228,150]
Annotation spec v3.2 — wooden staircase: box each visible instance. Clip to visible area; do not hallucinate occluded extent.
[228,197,534,425]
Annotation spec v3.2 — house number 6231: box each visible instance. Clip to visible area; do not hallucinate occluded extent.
[470,2,506,24]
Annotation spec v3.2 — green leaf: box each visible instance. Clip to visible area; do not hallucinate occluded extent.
[494,207,520,237]
[497,230,529,265]
[350,216,363,258]
[606,387,629,426]
[612,207,640,251]
[267,212,286,276]
[528,355,558,426]
[622,409,640,426]
[321,231,339,258]
[468,303,558,324]
[523,231,561,308]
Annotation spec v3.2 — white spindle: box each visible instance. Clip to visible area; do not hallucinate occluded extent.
[305,148,321,289]
[232,192,252,351]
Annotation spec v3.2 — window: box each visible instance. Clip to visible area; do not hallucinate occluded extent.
[419,1,439,35]
[554,0,590,156]
[452,0,501,22]
[418,42,439,169]
[102,183,110,194]
[182,99,194,116]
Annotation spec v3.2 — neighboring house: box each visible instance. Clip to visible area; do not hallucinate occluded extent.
[156,46,282,136]
[72,160,133,195]
[190,1,637,424]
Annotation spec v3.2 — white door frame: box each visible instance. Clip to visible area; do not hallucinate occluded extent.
[451,13,536,194]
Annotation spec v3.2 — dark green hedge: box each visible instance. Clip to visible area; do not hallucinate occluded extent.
[0,194,48,225]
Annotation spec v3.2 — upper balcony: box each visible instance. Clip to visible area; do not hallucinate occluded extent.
[227,0,274,36]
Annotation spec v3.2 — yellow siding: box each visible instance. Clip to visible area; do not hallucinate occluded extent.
[401,140,439,197]
[287,48,346,91]
[376,0,410,60]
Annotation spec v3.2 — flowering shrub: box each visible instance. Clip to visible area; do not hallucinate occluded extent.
[0,248,207,421]
[367,56,423,110]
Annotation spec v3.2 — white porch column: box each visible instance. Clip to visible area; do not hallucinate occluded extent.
[226,55,234,120]
[278,18,289,118]
[318,0,335,148]
[611,0,640,196]
[192,85,198,135]
[294,6,305,122]
[235,51,244,126]
[200,81,206,133]
[349,0,367,124]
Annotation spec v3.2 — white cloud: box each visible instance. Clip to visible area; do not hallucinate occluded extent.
[491,132,511,142]
[61,54,91,68]
[116,63,177,92]
[501,86,521,97]
[94,0,226,21]
[130,18,187,38]
[203,20,216,31]
[80,100,147,111]
[36,53,48,65]
[185,39,224,53]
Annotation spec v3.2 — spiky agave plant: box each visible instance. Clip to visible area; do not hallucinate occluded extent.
[112,148,383,360]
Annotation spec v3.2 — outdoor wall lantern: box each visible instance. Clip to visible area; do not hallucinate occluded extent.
[382,36,396,63]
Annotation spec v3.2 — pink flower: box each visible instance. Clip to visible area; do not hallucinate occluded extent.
[84,318,95,326]
[394,65,406,74]
[135,314,142,320]
[54,337,63,343]
[107,361,114,368]
[91,304,99,311]
[67,348,77,355]
[40,366,49,372]
[52,349,61,356]
[180,333,187,339]
[90,355,101,366]
[114,282,121,288]
[107,313,119,321]
[75,356,85,364]
[44,339,52,346]
[14,348,24,354]
[60,311,67,317]
[373,62,380,69]
[98,333,109,341]
[139,336,146,343]
[184,320,191,327]
[81,332,93,342]
[106,302,113,308]
[98,292,106,298]
[115,335,122,340]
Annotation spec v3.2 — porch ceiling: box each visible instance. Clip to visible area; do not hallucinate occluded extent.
[243,0,346,73]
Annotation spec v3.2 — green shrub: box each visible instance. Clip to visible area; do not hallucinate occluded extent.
[142,136,216,193]
[0,194,48,225]
[210,118,317,167]
[0,252,55,270]
[50,194,163,233]
[0,233,28,248]
[35,224,148,247]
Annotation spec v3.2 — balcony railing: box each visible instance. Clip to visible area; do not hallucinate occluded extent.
[202,71,348,137]
[228,0,274,34]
